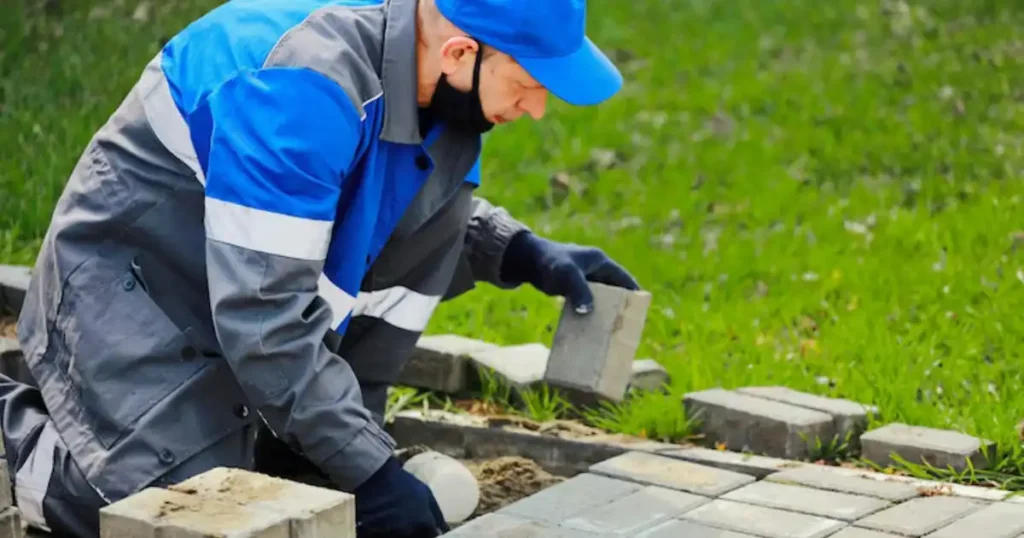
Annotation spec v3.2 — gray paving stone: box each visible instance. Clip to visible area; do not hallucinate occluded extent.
[560,485,708,535]
[545,283,652,402]
[805,465,1010,501]
[497,472,642,525]
[588,450,755,497]
[397,334,497,393]
[0,507,21,538]
[683,388,835,459]
[469,343,550,388]
[99,487,292,537]
[765,465,922,502]
[0,265,29,315]
[681,499,847,538]
[860,423,997,471]
[0,338,34,388]
[924,502,1024,538]
[721,480,891,521]
[663,446,808,478]
[829,529,902,538]
[737,386,876,446]
[0,461,12,510]
[629,359,670,393]
[443,513,591,537]
[853,496,987,537]
[636,520,759,538]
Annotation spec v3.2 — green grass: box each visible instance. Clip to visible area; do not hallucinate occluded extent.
[3,0,1024,486]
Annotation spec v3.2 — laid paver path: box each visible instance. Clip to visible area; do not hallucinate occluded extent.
[443,450,1024,537]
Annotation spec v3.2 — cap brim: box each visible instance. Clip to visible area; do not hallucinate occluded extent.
[514,37,623,106]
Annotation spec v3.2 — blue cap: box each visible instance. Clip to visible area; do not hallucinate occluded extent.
[434,0,622,106]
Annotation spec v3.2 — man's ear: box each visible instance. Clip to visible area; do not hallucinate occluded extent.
[438,36,479,76]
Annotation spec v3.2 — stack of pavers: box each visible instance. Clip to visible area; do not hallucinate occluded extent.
[0,436,23,538]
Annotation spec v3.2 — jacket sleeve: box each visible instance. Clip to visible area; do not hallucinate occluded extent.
[200,66,393,491]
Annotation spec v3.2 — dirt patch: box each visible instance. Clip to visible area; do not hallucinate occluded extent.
[0,317,16,339]
[464,456,565,518]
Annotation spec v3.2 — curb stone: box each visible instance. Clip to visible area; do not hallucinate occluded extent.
[859,423,997,472]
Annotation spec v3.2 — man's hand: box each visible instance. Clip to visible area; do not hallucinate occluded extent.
[500,231,640,314]
[354,457,450,538]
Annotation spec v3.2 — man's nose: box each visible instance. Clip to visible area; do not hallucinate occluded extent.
[523,89,548,120]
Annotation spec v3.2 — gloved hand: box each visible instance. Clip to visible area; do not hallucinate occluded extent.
[500,231,640,314]
[354,457,450,538]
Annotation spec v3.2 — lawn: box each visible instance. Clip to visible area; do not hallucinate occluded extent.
[2,0,1023,483]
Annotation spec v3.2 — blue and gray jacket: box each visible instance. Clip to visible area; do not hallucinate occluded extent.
[15,0,529,501]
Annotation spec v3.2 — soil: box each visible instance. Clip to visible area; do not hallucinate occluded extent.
[0,317,16,339]
[463,456,565,518]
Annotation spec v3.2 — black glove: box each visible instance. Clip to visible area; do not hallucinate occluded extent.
[500,231,640,314]
[353,457,449,538]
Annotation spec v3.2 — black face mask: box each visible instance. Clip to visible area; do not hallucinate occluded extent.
[427,42,494,135]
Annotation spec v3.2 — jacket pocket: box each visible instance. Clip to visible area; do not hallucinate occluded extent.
[54,254,208,449]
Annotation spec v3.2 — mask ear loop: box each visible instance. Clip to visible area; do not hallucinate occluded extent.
[471,38,486,93]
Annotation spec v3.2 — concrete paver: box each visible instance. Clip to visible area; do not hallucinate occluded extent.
[469,343,550,388]
[588,451,754,497]
[860,423,996,471]
[636,519,759,537]
[681,499,846,538]
[853,496,987,537]
[444,513,592,537]
[398,334,497,393]
[663,446,807,479]
[497,472,642,525]
[629,359,670,393]
[924,502,1024,538]
[737,386,875,446]
[764,465,921,502]
[560,485,708,536]
[829,529,902,538]
[0,507,22,538]
[99,487,291,537]
[721,480,891,521]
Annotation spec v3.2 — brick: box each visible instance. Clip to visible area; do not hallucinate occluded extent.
[829,467,1010,501]
[628,359,670,393]
[853,496,986,537]
[764,465,921,502]
[469,343,550,389]
[722,481,891,521]
[0,266,30,315]
[0,461,12,510]
[924,502,1024,538]
[169,467,355,537]
[830,529,902,538]
[99,487,291,537]
[498,472,642,525]
[682,388,835,459]
[737,386,875,446]
[397,335,497,393]
[588,451,754,496]
[636,520,759,538]
[860,423,996,471]
[443,513,591,537]
[560,485,708,535]
[544,283,652,401]
[681,499,846,538]
[0,507,21,538]
[663,446,807,478]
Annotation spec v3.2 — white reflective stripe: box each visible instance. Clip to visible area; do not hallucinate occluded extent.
[318,273,358,330]
[205,197,332,261]
[136,53,206,185]
[352,286,442,333]
[15,421,58,531]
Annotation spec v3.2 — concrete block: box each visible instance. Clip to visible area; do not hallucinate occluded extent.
[662,446,807,478]
[588,451,754,497]
[99,487,291,537]
[923,502,1024,538]
[636,520,759,537]
[682,388,836,459]
[764,465,921,502]
[0,507,21,538]
[681,499,846,538]
[830,529,902,538]
[168,467,355,537]
[860,423,996,471]
[403,451,479,524]
[721,480,891,521]
[560,485,708,535]
[398,335,497,393]
[737,386,875,446]
[544,283,652,401]
[497,472,642,525]
[443,512,592,537]
[628,359,670,393]
[0,339,35,389]
[0,266,30,316]
[829,466,1010,501]
[853,496,986,537]
[468,343,549,389]
[0,461,12,510]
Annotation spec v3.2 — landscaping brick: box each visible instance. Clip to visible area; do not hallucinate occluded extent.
[853,496,986,537]
[545,283,652,401]
[0,507,21,538]
[924,502,1024,538]
[636,519,759,538]
[468,343,550,389]
[737,386,875,446]
[721,480,891,521]
[588,450,754,497]
[99,487,291,537]
[498,472,642,525]
[682,388,836,459]
[681,499,846,538]
[0,461,12,510]
[663,446,807,478]
[764,465,921,502]
[860,423,996,471]
[628,359,670,393]
[397,334,497,393]
[0,266,30,315]
[442,513,591,537]
[560,485,708,535]
[830,529,902,538]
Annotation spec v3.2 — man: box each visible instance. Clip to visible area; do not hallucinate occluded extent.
[0,0,638,535]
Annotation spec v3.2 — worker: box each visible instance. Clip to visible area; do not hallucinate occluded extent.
[0,0,639,536]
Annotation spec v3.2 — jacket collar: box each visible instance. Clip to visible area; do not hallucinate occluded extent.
[379,0,422,144]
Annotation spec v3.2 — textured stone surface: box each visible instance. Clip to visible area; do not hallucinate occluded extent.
[0,338,34,388]
[636,519,759,538]
[0,461,12,510]
[560,485,708,535]
[397,335,497,393]
[830,529,902,538]
[469,343,550,388]
[681,499,846,538]
[828,466,1010,501]
[860,423,996,471]
[498,473,642,525]
[683,388,836,459]
[663,446,807,478]
[545,283,652,401]
[924,502,1024,538]
[629,359,670,393]
[764,465,921,502]
[588,451,754,496]
[853,496,985,537]
[737,386,875,446]
[0,266,29,315]
[443,513,591,537]
[721,480,891,521]
[0,507,21,538]
[100,487,291,537]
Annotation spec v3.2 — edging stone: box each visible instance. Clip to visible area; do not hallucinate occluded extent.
[737,386,876,448]
[860,423,997,472]
[588,451,755,497]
